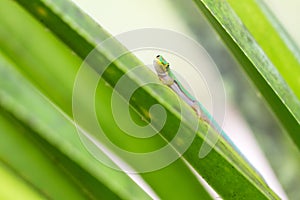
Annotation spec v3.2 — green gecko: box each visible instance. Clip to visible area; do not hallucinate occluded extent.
[153,55,248,157]
[152,55,266,181]
[153,55,227,154]
[153,55,211,122]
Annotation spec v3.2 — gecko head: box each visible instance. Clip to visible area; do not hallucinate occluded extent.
[153,55,170,74]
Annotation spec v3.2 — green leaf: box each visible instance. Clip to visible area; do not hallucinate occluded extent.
[0,52,144,200]
[192,0,300,150]
[0,108,123,200]
[228,0,300,97]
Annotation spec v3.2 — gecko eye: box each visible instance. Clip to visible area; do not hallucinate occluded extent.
[156,55,160,58]
[166,64,170,69]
